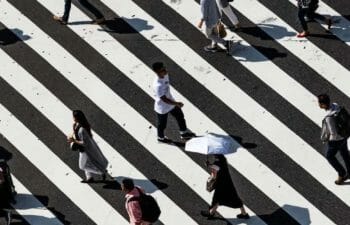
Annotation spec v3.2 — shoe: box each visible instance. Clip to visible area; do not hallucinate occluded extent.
[326,18,332,30]
[180,132,196,140]
[204,45,219,52]
[102,173,106,181]
[81,178,94,183]
[297,31,309,38]
[157,136,172,143]
[6,211,11,225]
[237,213,250,219]
[53,15,67,25]
[200,210,214,219]
[335,174,348,185]
[93,17,106,25]
[225,40,233,54]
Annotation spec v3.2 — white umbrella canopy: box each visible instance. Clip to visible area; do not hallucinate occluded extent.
[185,133,236,155]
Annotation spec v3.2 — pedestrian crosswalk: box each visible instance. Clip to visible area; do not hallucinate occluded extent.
[0,0,349,224]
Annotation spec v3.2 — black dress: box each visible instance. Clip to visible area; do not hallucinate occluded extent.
[211,156,243,208]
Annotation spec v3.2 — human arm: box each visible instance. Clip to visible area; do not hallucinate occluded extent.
[160,95,183,107]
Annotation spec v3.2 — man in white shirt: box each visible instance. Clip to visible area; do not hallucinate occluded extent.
[152,62,195,143]
[318,94,350,185]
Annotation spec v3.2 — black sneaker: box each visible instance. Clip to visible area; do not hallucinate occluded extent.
[81,178,94,183]
[204,45,219,52]
[326,18,332,30]
[225,40,233,54]
[180,132,196,140]
[157,137,172,143]
[200,210,214,219]
[237,213,250,219]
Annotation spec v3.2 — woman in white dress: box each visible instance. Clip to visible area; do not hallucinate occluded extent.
[67,110,109,183]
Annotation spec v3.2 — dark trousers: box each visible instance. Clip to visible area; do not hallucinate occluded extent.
[298,6,326,31]
[62,0,104,22]
[157,106,187,138]
[326,139,350,177]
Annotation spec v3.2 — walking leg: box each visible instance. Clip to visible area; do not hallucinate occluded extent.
[222,6,239,27]
[326,142,347,177]
[157,113,168,139]
[78,0,104,20]
[169,106,187,133]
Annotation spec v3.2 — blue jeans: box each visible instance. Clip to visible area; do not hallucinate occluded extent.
[62,0,104,22]
[326,139,350,177]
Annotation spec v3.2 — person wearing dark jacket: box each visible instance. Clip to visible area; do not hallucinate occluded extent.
[318,94,350,185]
[296,0,331,37]
[201,154,249,219]
[53,0,105,25]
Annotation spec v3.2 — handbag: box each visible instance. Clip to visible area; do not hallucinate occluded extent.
[206,175,217,192]
[213,21,227,39]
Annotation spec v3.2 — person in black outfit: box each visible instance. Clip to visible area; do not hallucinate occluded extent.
[201,154,249,219]
[0,160,16,225]
[53,0,105,25]
[296,0,331,37]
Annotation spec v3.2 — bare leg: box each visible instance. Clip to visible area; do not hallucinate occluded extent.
[209,203,219,214]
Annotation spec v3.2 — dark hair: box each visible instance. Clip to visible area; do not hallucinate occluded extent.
[317,94,330,106]
[122,178,135,191]
[152,62,165,72]
[73,110,92,137]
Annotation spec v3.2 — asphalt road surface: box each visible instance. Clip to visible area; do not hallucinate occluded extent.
[0,0,349,224]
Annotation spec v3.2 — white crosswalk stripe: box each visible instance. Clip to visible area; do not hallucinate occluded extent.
[0,0,349,224]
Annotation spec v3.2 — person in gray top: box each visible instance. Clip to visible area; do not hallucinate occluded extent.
[215,0,240,29]
[198,0,233,53]
[318,94,350,185]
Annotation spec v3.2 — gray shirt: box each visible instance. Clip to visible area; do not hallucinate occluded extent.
[200,0,221,28]
[321,103,344,142]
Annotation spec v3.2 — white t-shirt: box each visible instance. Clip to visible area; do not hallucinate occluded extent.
[153,74,175,114]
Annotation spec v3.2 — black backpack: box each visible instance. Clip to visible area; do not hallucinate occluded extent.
[128,187,161,223]
[332,107,350,138]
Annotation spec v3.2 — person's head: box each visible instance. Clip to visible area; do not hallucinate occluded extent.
[152,62,167,78]
[317,94,331,110]
[73,110,92,136]
[121,178,135,193]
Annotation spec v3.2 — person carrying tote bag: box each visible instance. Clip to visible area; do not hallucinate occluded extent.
[198,0,233,53]
[201,154,250,220]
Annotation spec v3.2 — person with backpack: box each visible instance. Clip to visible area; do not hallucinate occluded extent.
[318,94,350,185]
[296,0,332,37]
[122,178,161,225]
